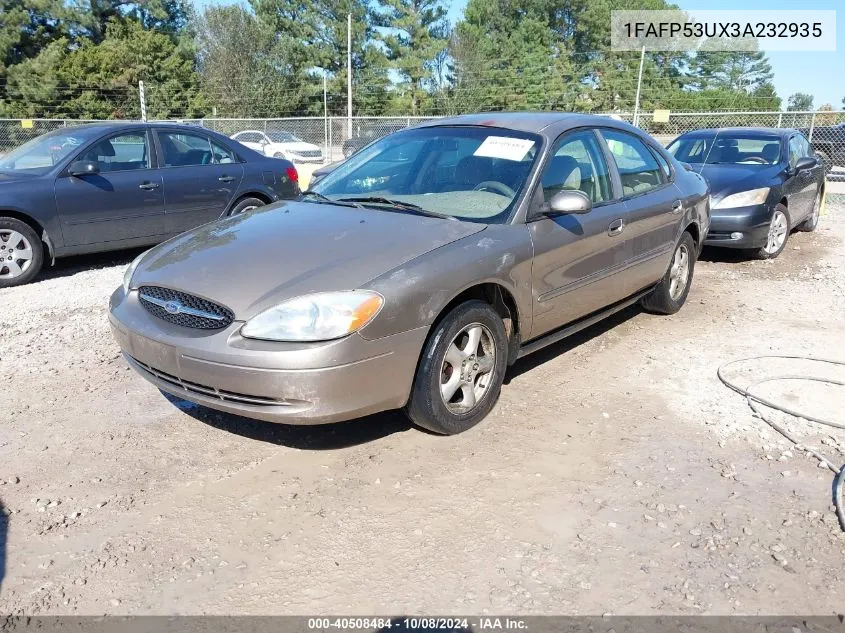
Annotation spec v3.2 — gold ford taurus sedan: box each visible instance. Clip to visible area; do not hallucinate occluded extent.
[109,113,710,435]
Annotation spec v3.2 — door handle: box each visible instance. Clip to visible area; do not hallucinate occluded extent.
[671,200,683,214]
[138,182,160,190]
[607,218,625,236]
[218,176,235,183]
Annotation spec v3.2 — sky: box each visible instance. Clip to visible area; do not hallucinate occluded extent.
[193,0,844,110]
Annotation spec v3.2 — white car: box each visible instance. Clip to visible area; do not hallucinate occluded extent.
[230,130,323,163]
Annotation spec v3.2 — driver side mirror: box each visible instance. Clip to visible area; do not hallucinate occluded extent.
[542,190,592,216]
[68,160,99,177]
[794,156,818,173]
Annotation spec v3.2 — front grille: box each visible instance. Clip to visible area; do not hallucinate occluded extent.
[294,149,322,158]
[138,286,234,330]
[128,356,285,406]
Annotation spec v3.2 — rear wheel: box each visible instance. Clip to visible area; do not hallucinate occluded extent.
[0,217,43,288]
[406,300,508,435]
[753,204,790,259]
[227,196,265,217]
[797,188,822,232]
[641,231,695,315]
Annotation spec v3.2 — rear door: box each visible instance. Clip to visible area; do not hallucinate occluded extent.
[599,128,680,293]
[54,128,167,246]
[527,129,627,338]
[154,129,245,234]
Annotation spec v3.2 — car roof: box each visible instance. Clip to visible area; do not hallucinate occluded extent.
[416,112,638,135]
[678,127,796,138]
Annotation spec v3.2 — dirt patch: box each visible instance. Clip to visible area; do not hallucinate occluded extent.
[1,205,844,615]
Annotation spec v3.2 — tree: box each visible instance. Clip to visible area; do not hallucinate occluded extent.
[250,0,391,116]
[0,0,71,75]
[690,51,774,94]
[787,92,813,112]
[195,5,310,117]
[2,19,206,119]
[68,0,193,44]
[375,0,449,115]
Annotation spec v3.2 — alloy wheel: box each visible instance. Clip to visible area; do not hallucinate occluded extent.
[668,243,690,301]
[0,229,34,280]
[440,323,496,413]
[764,210,788,255]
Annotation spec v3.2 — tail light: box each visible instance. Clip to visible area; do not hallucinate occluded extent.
[285,165,298,184]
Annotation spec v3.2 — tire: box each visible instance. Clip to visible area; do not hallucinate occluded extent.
[797,188,822,232]
[273,152,286,160]
[641,231,696,315]
[405,300,508,435]
[0,217,43,288]
[343,145,355,159]
[753,204,790,260]
[227,196,265,217]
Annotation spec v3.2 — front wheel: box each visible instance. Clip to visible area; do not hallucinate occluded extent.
[641,231,696,315]
[0,218,43,288]
[406,300,508,435]
[753,204,790,259]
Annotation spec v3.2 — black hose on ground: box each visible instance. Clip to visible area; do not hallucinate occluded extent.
[717,355,845,532]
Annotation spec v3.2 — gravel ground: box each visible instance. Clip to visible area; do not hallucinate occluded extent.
[1,201,844,615]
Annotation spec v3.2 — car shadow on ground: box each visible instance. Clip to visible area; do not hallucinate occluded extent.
[697,245,754,264]
[504,303,641,383]
[163,392,414,450]
[164,303,645,447]
[0,498,7,594]
[38,246,147,282]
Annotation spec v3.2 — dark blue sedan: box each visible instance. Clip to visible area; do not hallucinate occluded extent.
[0,122,300,286]
[668,127,825,259]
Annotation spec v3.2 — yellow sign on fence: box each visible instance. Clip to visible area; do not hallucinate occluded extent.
[653,109,670,123]
[20,119,33,129]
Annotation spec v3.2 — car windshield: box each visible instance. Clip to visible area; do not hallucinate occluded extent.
[312,126,541,223]
[668,134,781,165]
[0,130,92,175]
[268,131,298,142]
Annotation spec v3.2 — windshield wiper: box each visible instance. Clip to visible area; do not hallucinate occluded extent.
[336,196,456,220]
[300,190,361,207]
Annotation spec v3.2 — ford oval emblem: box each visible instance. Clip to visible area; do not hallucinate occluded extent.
[164,300,182,315]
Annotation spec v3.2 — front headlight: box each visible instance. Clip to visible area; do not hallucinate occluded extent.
[122,250,149,293]
[241,291,384,342]
[714,187,770,209]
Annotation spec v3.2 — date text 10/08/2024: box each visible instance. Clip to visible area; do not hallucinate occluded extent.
[307,617,529,630]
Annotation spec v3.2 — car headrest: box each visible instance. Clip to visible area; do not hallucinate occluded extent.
[542,155,580,190]
[761,143,779,162]
[90,140,116,158]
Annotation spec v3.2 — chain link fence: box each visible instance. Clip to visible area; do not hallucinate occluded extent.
[2,111,844,179]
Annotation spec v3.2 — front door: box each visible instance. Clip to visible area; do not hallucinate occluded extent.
[784,134,818,222]
[154,129,245,234]
[527,129,627,339]
[54,129,167,246]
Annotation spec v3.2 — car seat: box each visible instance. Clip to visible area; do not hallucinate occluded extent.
[761,143,780,164]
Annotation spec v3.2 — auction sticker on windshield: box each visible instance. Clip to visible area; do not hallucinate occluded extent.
[474,136,535,161]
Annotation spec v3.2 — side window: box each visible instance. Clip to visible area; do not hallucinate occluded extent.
[798,134,811,158]
[788,136,802,169]
[601,129,664,196]
[211,140,236,164]
[80,132,149,172]
[650,147,672,181]
[540,130,612,203]
[158,131,214,167]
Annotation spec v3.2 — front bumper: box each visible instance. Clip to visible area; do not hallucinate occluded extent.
[289,155,324,164]
[109,287,427,425]
[703,203,772,249]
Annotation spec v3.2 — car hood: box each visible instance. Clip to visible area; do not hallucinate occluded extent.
[0,171,41,185]
[697,163,782,203]
[133,201,486,320]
